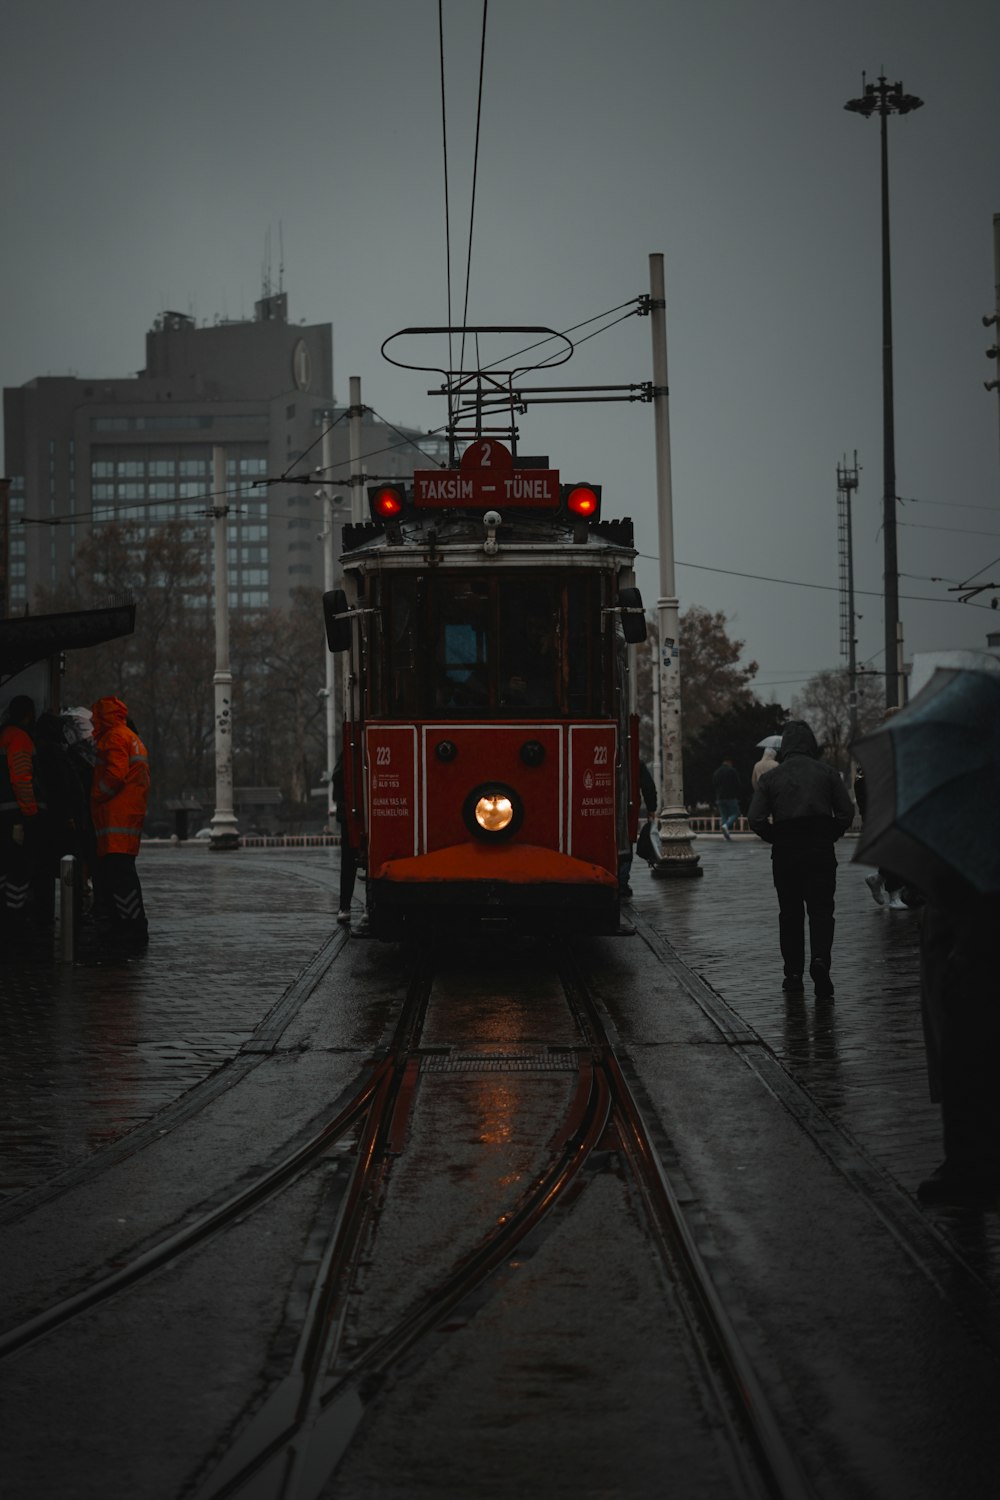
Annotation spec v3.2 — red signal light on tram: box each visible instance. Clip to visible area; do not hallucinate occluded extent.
[369,484,406,520]
[563,484,601,520]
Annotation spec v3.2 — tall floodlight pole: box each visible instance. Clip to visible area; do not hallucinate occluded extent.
[836,454,860,743]
[648,253,701,877]
[845,73,923,709]
[209,445,239,850]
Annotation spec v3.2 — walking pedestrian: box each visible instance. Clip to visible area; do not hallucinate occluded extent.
[0,695,43,943]
[90,696,150,949]
[622,760,659,894]
[711,754,742,840]
[917,895,1000,1203]
[332,755,356,925]
[748,720,854,996]
[853,766,914,910]
[751,746,778,790]
[30,711,90,929]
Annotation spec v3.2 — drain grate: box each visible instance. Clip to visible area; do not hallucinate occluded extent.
[420,1049,581,1074]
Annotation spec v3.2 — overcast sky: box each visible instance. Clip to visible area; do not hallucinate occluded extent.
[4,0,999,702]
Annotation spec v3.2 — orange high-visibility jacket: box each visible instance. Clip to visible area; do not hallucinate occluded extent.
[0,724,39,818]
[90,697,150,856]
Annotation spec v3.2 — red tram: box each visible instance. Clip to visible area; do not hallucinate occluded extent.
[323,436,647,940]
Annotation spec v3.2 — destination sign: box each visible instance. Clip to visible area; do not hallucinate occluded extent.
[413,438,559,510]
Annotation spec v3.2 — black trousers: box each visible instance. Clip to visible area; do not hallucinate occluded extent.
[338,834,356,912]
[771,844,837,976]
[95,853,148,942]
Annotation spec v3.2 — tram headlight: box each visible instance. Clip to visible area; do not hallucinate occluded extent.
[475,793,514,832]
[462,783,523,841]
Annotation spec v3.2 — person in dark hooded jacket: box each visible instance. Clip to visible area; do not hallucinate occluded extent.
[748,720,854,996]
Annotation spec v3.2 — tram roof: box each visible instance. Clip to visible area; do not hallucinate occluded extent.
[338,514,637,572]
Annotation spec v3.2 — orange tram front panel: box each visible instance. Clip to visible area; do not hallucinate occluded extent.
[363,721,620,930]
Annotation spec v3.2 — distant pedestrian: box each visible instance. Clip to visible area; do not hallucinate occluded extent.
[30,711,90,929]
[748,720,854,996]
[0,695,42,941]
[711,754,742,840]
[623,760,659,894]
[333,755,356,925]
[62,707,99,914]
[853,765,914,910]
[751,746,778,790]
[90,696,150,949]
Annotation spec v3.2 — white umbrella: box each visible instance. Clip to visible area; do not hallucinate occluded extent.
[756,735,783,750]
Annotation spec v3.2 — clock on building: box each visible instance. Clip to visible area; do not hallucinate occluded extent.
[292,339,312,392]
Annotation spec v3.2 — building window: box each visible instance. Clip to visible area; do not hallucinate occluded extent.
[288,564,311,575]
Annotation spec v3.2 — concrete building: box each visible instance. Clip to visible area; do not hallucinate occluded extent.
[3,291,447,617]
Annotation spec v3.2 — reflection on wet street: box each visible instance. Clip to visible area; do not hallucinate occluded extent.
[0,849,337,1202]
[631,836,1000,1281]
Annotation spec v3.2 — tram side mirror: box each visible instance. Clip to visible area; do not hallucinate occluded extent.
[618,587,648,644]
[323,588,352,653]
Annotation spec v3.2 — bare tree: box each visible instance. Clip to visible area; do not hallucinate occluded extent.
[793,667,884,771]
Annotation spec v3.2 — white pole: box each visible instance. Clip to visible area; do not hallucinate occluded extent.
[651,647,662,801]
[648,253,701,876]
[321,421,338,827]
[339,378,365,820]
[210,445,239,849]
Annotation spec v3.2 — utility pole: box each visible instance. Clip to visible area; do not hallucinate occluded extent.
[336,377,365,818]
[319,419,341,829]
[845,72,923,709]
[209,446,239,849]
[647,253,701,877]
[984,213,1000,470]
[836,454,860,743]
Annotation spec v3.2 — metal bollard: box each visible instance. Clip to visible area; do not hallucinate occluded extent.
[60,854,76,963]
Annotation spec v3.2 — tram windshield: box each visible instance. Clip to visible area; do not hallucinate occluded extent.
[373,571,606,718]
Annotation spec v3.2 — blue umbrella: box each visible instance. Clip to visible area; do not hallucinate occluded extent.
[852,667,1000,901]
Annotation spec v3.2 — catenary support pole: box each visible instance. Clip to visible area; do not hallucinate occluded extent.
[339,378,365,829]
[990,213,1000,474]
[209,445,239,850]
[648,253,701,877]
[321,421,339,827]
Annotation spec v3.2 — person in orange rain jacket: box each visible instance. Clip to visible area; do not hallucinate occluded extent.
[90,696,150,949]
[0,694,43,941]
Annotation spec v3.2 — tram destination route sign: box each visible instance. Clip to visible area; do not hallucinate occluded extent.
[414,438,559,510]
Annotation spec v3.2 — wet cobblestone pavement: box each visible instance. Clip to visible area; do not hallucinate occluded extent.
[1,839,997,1287]
[632,835,1000,1284]
[0,848,338,1201]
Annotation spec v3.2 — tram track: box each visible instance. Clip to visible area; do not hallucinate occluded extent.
[0,925,354,1353]
[189,941,818,1500]
[2,932,825,1500]
[0,874,349,1231]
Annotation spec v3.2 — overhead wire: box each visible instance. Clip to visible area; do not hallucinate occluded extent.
[459,1,489,376]
[636,552,994,608]
[437,0,454,424]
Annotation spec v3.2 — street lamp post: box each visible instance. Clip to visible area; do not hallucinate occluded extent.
[845,73,923,709]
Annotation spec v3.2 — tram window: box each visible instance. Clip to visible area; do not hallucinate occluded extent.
[382,575,419,715]
[566,578,590,713]
[435,579,490,709]
[498,580,558,712]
